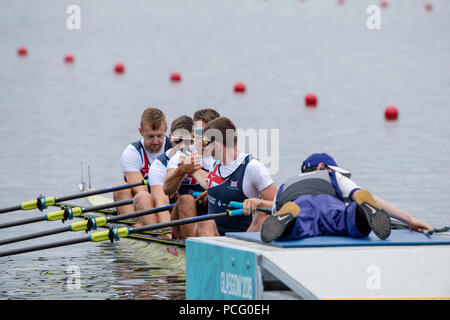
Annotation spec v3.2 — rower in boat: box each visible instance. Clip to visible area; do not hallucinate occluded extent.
[164,116,278,238]
[113,107,172,216]
[133,115,197,228]
[163,108,220,238]
[260,153,434,243]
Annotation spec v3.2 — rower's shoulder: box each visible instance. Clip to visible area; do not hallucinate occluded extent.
[246,157,271,174]
[121,142,141,158]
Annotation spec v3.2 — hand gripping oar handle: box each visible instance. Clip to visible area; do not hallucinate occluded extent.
[0,180,148,214]
[0,208,243,257]
[191,193,272,214]
[228,201,272,214]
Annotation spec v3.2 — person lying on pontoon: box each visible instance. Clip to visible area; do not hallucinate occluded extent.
[260,153,433,243]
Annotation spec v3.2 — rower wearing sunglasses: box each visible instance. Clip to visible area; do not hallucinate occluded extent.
[163,109,221,238]
[164,116,278,238]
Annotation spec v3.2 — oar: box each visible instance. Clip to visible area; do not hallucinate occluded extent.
[0,180,149,214]
[0,203,175,246]
[190,192,272,213]
[0,208,244,258]
[228,201,272,214]
[0,199,134,229]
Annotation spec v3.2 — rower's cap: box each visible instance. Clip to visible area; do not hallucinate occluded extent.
[301,153,351,178]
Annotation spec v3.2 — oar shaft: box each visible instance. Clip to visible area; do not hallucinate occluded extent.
[0,235,90,258]
[0,198,134,230]
[0,225,70,246]
[0,203,174,246]
[0,180,145,215]
[0,205,21,214]
[130,211,229,235]
[0,216,45,229]
[55,182,145,203]
[0,209,242,257]
[83,198,133,213]
[107,204,174,223]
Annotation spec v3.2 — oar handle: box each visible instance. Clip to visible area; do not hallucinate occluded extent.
[228,209,243,216]
[228,201,272,214]
[228,201,243,209]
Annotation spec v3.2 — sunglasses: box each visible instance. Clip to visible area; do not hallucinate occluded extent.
[193,128,203,137]
[172,136,194,144]
[202,138,214,146]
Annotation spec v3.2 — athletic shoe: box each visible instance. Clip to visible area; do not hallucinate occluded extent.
[260,202,300,243]
[353,190,391,240]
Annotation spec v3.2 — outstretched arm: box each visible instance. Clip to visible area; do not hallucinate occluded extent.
[372,194,433,232]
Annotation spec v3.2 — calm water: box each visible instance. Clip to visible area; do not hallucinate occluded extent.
[1,0,449,299]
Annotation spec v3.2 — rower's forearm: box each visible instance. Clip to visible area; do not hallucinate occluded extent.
[191,170,208,189]
[373,194,412,224]
[258,199,273,209]
[163,170,184,196]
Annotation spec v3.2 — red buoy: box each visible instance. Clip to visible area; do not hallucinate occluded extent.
[114,63,125,74]
[234,82,246,93]
[337,0,345,5]
[425,3,433,11]
[170,72,182,82]
[305,93,317,107]
[384,105,399,120]
[380,1,388,8]
[64,54,74,63]
[17,46,28,56]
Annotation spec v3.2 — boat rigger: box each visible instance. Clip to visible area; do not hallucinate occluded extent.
[186,230,450,300]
